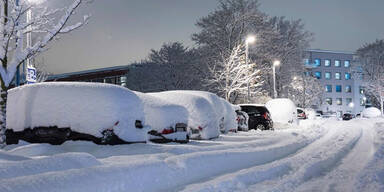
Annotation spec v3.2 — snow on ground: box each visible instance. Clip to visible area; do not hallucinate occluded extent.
[1,118,384,192]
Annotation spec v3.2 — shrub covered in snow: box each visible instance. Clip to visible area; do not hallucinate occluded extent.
[362,107,382,118]
[265,98,298,127]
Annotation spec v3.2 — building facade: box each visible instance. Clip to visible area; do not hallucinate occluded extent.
[305,49,366,116]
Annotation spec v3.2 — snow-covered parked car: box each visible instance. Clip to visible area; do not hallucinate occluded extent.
[362,107,381,118]
[149,91,237,139]
[265,98,298,128]
[6,82,189,145]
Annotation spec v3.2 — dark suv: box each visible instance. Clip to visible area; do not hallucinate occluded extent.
[239,104,273,130]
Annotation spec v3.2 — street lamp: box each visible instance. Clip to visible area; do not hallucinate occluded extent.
[245,35,256,102]
[273,60,280,98]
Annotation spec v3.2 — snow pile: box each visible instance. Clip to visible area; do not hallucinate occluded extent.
[7,82,147,142]
[149,91,234,139]
[362,107,381,118]
[266,98,298,127]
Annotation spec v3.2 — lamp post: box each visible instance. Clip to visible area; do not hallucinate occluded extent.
[15,0,43,86]
[245,36,256,103]
[273,60,280,98]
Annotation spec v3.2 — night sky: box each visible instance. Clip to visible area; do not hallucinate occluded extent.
[40,0,384,74]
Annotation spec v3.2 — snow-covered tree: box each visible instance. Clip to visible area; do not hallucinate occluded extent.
[288,74,324,108]
[205,44,263,103]
[356,39,384,114]
[0,0,88,146]
[193,0,312,100]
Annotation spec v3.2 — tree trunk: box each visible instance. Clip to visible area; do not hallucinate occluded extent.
[0,85,8,147]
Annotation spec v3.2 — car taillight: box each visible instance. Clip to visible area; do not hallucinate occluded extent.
[162,128,174,134]
[263,112,268,120]
[198,126,203,131]
[236,117,240,122]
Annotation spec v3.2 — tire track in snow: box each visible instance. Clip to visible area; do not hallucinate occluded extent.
[179,120,363,192]
[0,126,323,192]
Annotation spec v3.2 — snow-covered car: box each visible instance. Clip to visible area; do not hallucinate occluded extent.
[362,107,381,118]
[265,98,298,128]
[6,82,189,145]
[149,91,237,139]
[235,110,249,131]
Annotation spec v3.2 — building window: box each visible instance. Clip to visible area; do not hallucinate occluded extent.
[314,59,321,67]
[304,59,310,65]
[360,98,366,106]
[304,71,311,76]
[335,72,341,80]
[345,85,352,93]
[335,60,341,67]
[336,85,342,92]
[325,59,331,67]
[325,72,331,79]
[336,98,342,105]
[344,60,350,67]
[346,98,353,106]
[315,71,322,79]
[359,86,364,94]
[326,98,333,105]
[345,72,351,80]
[326,85,332,92]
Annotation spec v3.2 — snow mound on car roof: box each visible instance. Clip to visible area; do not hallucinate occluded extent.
[362,107,381,118]
[7,82,188,142]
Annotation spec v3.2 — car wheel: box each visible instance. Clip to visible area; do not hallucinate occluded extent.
[256,124,265,130]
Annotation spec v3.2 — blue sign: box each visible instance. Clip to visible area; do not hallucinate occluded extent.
[26,66,36,84]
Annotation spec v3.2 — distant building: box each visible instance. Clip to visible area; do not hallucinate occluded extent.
[304,49,366,116]
[47,65,130,87]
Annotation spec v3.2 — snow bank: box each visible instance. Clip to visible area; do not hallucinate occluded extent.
[266,98,298,127]
[362,107,381,118]
[149,91,231,139]
[7,82,147,142]
[305,108,317,120]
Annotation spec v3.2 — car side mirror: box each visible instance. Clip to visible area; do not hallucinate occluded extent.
[135,120,143,129]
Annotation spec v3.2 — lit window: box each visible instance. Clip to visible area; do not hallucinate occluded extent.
[326,85,332,92]
[359,86,364,94]
[325,72,331,79]
[335,60,341,67]
[346,98,352,105]
[335,72,341,80]
[304,59,310,65]
[314,59,321,67]
[304,71,311,76]
[336,98,342,105]
[326,98,333,105]
[345,73,351,80]
[315,72,322,79]
[360,98,366,106]
[325,59,331,67]
[345,85,352,93]
[336,85,342,92]
[344,60,350,67]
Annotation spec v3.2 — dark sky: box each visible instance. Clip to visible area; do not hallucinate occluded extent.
[40,0,384,74]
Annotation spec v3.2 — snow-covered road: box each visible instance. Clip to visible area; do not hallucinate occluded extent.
[0,118,383,192]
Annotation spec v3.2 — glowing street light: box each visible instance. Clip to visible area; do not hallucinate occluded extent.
[245,35,256,102]
[273,60,280,98]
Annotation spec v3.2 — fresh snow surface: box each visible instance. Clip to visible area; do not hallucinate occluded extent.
[362,107,382,118]
[1,118,384,192]
[266,98,298,127]
[6,82,189,142]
